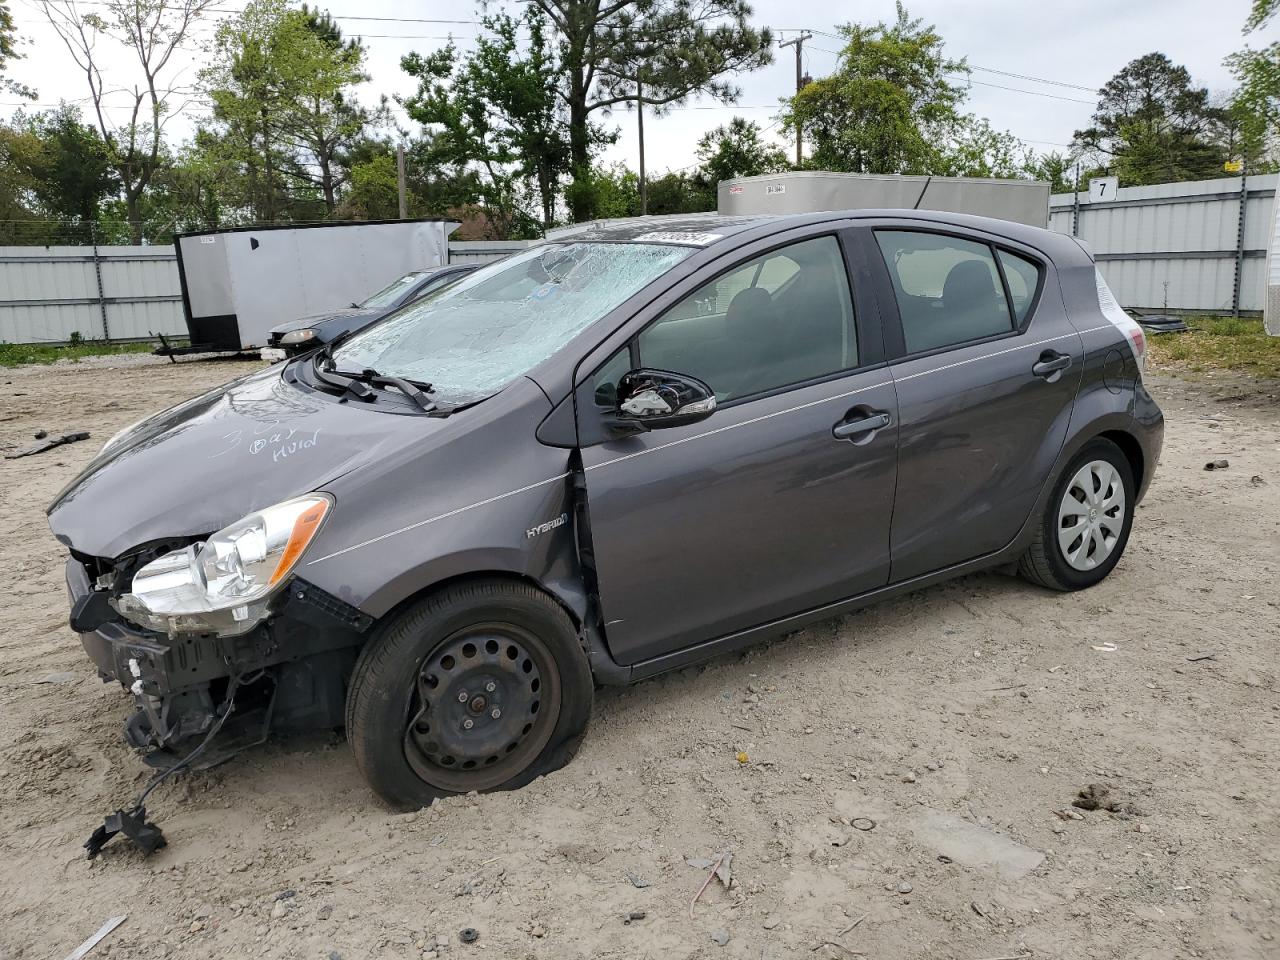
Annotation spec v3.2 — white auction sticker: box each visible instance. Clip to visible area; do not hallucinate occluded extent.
[632,231,723,246]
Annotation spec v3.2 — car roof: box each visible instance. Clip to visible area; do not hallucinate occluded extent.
[545,209,1085,262]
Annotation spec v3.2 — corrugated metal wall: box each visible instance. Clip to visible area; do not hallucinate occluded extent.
[446,240,541,263]
[0,246,186,343]
[0,240,537,344]
[1048,175,1277,314]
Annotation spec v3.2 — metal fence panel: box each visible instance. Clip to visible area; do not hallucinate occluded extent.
[447,240,540,263]
[1048,174,1277,315]
[0,240,536,344]
[0,245,185,343]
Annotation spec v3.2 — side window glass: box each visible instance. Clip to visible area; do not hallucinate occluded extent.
[874,231,1014,353]
[635,236,856,402]
[998,250,1041,323]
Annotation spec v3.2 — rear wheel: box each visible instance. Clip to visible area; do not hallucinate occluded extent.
[346,579,593,809]
[1019,438,1135,591]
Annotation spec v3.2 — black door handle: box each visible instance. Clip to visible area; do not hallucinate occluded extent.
[833,411,890,440]
[1032,350,1072,381]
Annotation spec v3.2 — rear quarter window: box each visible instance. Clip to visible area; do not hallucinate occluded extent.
[997,249,1042,323]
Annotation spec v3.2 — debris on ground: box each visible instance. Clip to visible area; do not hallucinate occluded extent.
[624,870,650,888]
[31,671,77,684]
[1072,783,1146,816]
[908,810,1045,881]
[709,928,731,946]
[623,910,646,924]
[1204,459,1230,470]
[458,927,479,944]
[4,430,90,459]
[689,852,733,918]
[61,915,126,960]
[1186,652,1218,662]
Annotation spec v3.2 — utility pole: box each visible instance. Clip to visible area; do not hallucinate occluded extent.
[396,143,408,220]
[779,31,812,167]
[637,78,647,216]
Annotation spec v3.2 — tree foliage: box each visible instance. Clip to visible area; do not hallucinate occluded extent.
[401,8,568,235]
[1,0,35,99]
[1228,1,1280,172]
[781,3,969,175]
[1073,53,1230,185]
[200,0,378,223]
[40,0,217,242]
[696,117,789,185]
[531,0,773,220]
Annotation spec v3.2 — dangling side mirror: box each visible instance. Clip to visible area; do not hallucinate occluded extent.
[607,368,717,434]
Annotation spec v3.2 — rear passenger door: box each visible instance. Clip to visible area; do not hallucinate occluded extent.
[864,224,1084,581]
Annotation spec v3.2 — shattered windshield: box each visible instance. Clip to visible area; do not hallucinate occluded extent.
[359,272,429,309]
[330,242,691,404]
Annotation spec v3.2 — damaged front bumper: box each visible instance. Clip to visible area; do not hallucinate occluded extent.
[65,556,371,753]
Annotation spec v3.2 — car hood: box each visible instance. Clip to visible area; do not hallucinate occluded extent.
[269,308,377,336]
[48,365,444,559]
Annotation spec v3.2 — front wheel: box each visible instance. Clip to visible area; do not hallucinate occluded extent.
[345,579,593,809]
[1018,438,1136,591]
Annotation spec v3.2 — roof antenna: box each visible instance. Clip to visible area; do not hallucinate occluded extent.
[912,176,933,210]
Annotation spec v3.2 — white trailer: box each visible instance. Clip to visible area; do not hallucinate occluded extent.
[1266,196,1280,336]
[173,219,459,351]
[718,171,1051,228]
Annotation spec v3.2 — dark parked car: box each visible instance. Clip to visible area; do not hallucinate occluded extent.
[50,211,1161,810]
[262,263,478,359]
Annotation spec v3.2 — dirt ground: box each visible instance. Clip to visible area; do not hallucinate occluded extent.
[1,355,1277,960]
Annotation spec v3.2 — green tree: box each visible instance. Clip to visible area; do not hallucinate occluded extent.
[934,117,1025,178]
[1,0,34,99]
[1228,1,1280,172]
[201,0,376,221]
[645,171,713,214]
[584,163,641,219]
[1073,53,1228,185]
[401,8,568,234]
[17,105,117,227]
[696,117,789,185]
[1022,150,1076,194]
[531,0,772,221]
[40,0,217,242]
[780,4,971,175]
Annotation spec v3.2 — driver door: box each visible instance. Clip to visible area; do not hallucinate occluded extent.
[574,229,899,668]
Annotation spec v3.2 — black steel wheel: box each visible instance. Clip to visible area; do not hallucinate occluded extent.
[346,579,593,809]
[403,622,560,792]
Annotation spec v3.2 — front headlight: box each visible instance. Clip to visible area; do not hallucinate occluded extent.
[279,328,318,346]
[114,495,331,636]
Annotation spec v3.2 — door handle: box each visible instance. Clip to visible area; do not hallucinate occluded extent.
[832,411,890,440]
[1032,350,1072,382]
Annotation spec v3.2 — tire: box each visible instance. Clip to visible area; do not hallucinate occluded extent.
[1018,437,1136,592]
[346,579,593,810]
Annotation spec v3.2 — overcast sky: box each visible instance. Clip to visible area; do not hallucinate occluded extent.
[2,0,1261,177]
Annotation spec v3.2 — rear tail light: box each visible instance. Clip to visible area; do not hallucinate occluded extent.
[1095,268,1146,373]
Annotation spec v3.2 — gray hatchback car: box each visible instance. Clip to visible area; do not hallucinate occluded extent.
[50,211,1162,809]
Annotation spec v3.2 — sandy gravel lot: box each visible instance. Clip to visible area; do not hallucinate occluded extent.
[0,355,1277,960]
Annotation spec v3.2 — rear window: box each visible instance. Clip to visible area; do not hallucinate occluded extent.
[874,231,1017,354]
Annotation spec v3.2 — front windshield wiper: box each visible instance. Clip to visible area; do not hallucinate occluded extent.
[313,361,376,403]
[358,370,438,413]
[312,350,438,413]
